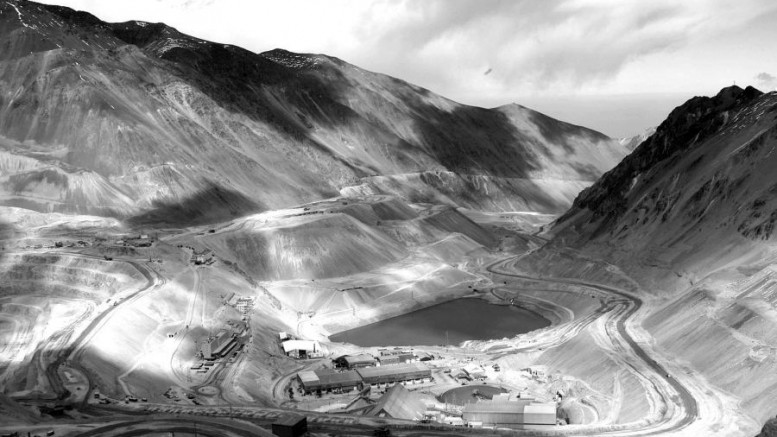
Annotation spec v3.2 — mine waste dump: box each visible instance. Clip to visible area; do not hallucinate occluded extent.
[329,298,550,346]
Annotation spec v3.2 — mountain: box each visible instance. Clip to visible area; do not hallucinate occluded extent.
[0,0,626,225]
[546,85,777,426]
[618,126,656,151]
[553,85,769,251]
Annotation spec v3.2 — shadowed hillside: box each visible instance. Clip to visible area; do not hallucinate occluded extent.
[543,85,777,429]
[0,0,626,225]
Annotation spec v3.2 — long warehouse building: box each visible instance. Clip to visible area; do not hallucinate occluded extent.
[297,363,431,394]
[462,398,556,427]
[356,363,431,385]
[297,369,362,394]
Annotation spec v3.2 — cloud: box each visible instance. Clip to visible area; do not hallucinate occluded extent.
[35,0,777,108]
[340,0,777,103]
[755,72,777,91]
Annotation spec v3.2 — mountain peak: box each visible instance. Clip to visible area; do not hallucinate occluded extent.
[555,85,768,232]
[712,84,762,107]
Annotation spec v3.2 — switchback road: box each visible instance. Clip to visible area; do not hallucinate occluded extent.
[486,255,699,436]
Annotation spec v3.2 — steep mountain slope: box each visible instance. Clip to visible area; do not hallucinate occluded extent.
[553,85,772,262]
[618,126,656,151]
[0,0,626,224]
[547,85,777,426]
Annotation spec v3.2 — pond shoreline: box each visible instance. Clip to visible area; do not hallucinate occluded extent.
[329,297,551,347]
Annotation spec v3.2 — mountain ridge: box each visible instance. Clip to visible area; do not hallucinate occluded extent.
[0,0,627,224]
[537,84,777,429]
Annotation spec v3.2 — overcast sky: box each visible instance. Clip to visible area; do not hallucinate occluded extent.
[36,0,777,137]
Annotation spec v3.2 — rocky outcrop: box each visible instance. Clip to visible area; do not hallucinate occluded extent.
[546,86,777,429]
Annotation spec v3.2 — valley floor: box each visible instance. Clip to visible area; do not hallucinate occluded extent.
[0,199,763,436]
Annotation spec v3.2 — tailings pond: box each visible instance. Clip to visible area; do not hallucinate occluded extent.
[330,298,550,346]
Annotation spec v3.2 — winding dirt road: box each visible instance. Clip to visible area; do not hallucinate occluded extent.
[486,255,699,436]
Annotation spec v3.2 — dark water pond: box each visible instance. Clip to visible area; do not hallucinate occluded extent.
[329,298,549,347]
[439,385,508,405]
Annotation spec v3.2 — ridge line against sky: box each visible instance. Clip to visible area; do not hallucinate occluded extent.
[34,0,777,137]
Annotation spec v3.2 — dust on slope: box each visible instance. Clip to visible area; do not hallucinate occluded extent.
[163,196,494,336]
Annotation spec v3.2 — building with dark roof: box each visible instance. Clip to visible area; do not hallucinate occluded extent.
[356,363,431,385]
[272,414,307,437]
[334,354,375,369]
[297,369,362,394]
[201,330,233,360]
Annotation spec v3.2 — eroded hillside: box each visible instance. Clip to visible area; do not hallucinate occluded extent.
[0,0,626,224]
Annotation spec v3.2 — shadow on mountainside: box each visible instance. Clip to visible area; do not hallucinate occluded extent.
[126,184,264,227]
[108,31,376,179]
[0,217,13,263]
[107,23,552,181]
[557,85,765,232]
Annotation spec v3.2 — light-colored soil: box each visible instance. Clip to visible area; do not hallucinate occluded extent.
[0,199,764,436]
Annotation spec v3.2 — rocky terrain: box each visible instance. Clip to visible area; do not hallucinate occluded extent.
[0,0,626,224]
[544,85,777,431]
[4,0,777,436]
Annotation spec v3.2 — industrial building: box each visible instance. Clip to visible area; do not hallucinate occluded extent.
[377,347,410,356]
[363,383,426,420]
[461,397,556,427]
[297,363,431,394]
[377,353,415,365]
[282,339,322,359]
[414,351,434,361]
[201,330,237,360]
[463,363,486,379]
[356,363,431,385]
[334,354,375,369]
[297,369,362,394]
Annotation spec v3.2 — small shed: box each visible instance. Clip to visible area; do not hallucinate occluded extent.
[415,351,434,361]
[464,364,485,379]
[272,414,307,437]
[282,340,321,359]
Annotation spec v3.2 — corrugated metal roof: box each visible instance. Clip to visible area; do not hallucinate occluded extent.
[524,403,556,424]
[297,371,318,384]
[462,400,556,426]
[463,411,524,425]
[357,363,429,378]
[524,404,556,415]
[344,354,375,364]
[314,369,362,385]
[463,400,528,414]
